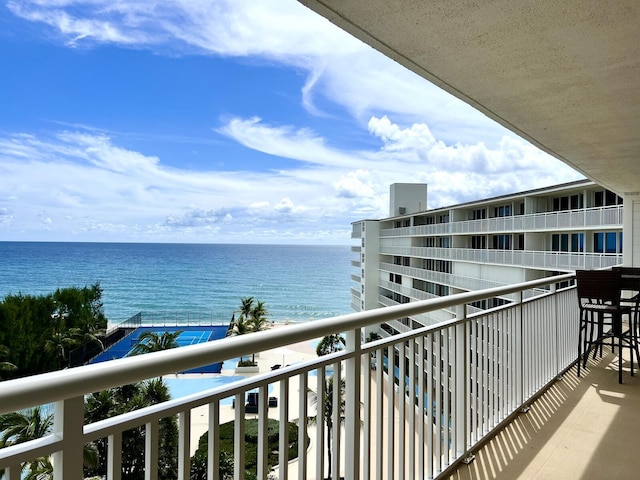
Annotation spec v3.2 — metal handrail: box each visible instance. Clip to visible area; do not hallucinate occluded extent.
[0,273,574,415]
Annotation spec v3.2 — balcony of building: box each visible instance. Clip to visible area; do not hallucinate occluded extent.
[6,271,628,480]
[380,205,623,238]
[379,246,622,271]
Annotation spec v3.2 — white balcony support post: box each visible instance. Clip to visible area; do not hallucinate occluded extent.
[386,344,395,480]
[207,401,220,480]
[426,334,434,480]
[375,347,384,480]
[145,421,158,480]
[515,291,524,407]
[454,303,468,459]
[417,336,425,478]
[178,410,191,480]
[108,431,122,480]
[398,340,406,480]
[53,396,84,480]
[298,373,309,479]
[315,366,325,480]
[452,303,470,458]
[234,394,245,480]
[257,384,269,480]
[408,338,416,480]
[279,378,289,480]
[332,361,342,480]
[362,348,371,480]
[345,328,361,480]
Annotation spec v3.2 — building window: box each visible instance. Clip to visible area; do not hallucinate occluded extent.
[494,205,512,217]
[594,232,622,253]
[492,234,512,250]
[471,208,486,220]
[471,236,487,249]
[571,233,584,252]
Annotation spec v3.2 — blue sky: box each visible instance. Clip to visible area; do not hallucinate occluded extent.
[0,1,583,245]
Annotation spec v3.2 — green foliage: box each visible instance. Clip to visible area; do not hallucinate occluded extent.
[190,418,307,480]
[0,283,107,377]
[84,378,178,480]
[315,334,345,357]
[130,330,183,355]
[227,297,270,363]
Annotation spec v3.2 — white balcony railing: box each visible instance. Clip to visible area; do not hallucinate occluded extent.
[0,274,577,480]
[380,205,623,237]
[379,245,623,270]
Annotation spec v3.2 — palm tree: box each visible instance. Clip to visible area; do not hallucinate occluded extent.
[0,345,17,380]
[129,330,183,355]
[0,406,53,478]
[44,327,83,369]
[308,375,346,480]
[315,334,345,357]
[227,297,270,365]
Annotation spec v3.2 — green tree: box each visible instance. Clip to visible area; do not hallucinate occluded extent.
[84,379,178,480]
[0,345,17,380]
[308,376,346,480]
[0,405,99,479]
[227,297,270,365]
[315,333,345,357]
[130,330,183,355]
[0,284,107,376]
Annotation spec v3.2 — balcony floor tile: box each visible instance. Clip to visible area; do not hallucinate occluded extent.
[449,350,640,480]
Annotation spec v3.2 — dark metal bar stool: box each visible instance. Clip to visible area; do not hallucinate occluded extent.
[576,269,640,384]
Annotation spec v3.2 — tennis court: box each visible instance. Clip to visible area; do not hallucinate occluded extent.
[91,325,228,373]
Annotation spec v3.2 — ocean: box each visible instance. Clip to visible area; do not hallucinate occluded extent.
[0,242,354,327]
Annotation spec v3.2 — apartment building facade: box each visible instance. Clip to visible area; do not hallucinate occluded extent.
[351,180,623,336]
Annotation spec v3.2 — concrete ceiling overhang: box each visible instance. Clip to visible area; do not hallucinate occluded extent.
[299,1,640,195]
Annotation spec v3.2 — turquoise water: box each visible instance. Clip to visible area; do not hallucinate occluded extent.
[0,242,353,398]
[0,242,353,325]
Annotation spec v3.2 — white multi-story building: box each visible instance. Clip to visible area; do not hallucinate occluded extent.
[352,179,623,335]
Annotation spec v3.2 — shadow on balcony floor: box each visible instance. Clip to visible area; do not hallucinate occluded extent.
[449,350,640,480]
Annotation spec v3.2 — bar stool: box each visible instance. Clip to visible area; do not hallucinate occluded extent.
[576,269,640,384]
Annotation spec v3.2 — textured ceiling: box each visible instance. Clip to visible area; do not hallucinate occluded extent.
[300,0,640,195]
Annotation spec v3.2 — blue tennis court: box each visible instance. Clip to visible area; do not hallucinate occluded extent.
[91,325,228,374]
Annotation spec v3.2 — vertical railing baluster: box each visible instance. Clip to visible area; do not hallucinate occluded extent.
[426,333,434,480]
[279,378,289,480]
[145,420,158,480]
[208,400,220,480]
[515,291,524,407]
[417,336,425,479]
[345,328,361,480]
[470,319,477,444]
[443,326,450,468]
[178,410,191,480]
[234,393,245,480]
[108,431,122,480]
[332,361,341,480]
[408,337,416,480]
[316,366,325,480]
[375,347,383,480]
[435,331,442,475]
[53,396,84,480]
[257,384,269,480]
[386,344,395,480]
[362,348,371,480]
[398,340,406,480]
[298,372,308,479]
[454,305,467,459]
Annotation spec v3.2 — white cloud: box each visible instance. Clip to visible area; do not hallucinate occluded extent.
[0,114,583,242]
[7,0,510,146]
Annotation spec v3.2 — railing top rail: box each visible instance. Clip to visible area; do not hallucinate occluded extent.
[0,273,575,414]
